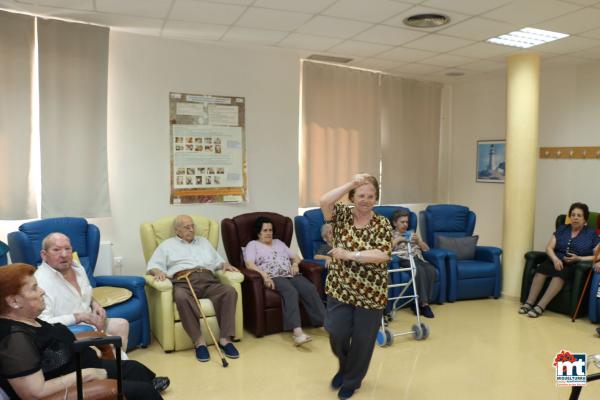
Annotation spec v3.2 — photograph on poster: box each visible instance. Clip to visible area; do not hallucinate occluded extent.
[476,140,505,183]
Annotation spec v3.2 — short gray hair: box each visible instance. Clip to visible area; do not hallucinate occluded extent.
[320,223,332,240]
[41,232,70,251]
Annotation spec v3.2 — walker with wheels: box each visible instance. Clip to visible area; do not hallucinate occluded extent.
[376,231,429,347]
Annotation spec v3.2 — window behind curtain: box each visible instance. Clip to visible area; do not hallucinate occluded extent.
[380,75,442,204]
[300,61,381,207]
[38,19,110,218]
[300,61,443,207]
[0,11,36,220]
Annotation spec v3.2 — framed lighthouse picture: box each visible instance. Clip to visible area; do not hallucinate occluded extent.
[476,140,506,183]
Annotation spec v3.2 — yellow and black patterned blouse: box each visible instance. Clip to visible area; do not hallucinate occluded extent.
[325,203,393,310]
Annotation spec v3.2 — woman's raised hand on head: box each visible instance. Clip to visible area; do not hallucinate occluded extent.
[352,173,370,187]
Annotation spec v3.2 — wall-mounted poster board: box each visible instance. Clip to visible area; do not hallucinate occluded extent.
[169,92,247,204]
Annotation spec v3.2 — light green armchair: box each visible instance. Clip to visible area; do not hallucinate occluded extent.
[141,215,244,352]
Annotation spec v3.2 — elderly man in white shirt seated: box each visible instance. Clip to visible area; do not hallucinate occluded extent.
[35,232,130,354]
[147,215,241,362]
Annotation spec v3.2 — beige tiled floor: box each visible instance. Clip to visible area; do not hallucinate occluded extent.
[131,297,600,400]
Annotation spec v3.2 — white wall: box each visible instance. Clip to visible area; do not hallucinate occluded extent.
[96,32,301,274]
[447,61,600,297]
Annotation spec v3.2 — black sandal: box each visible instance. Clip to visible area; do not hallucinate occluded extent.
[528,305,545,318]
[518,303,534,314]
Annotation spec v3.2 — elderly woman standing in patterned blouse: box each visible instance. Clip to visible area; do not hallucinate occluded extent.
[520,202,600,318]
[245,216,325,346]
[320,173,392,400]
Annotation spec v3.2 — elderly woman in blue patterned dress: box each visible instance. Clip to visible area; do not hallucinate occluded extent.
[320,173,392,400]
[520,202,600,318]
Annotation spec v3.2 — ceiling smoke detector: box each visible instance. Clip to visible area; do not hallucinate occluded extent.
[446,71,465,77]
[403,13,450,28]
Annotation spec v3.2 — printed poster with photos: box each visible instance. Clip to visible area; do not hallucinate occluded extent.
[169,92,247,204]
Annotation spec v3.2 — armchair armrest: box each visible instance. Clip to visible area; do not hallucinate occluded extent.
[143,275,173,292]
[525,250,547,264]
[474,246,502,263]
[215,270,244,285]
[74,332,116,360]
[520,251,549,303]
[300,260,325,296]
[95,275,146,291]
[422,248,448,303]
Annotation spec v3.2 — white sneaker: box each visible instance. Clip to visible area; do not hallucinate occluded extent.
[293,333,312,347]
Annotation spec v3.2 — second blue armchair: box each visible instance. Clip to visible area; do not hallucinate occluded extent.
[8,217,150,350]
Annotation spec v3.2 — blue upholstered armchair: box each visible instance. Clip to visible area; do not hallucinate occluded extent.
[7,217,150,350]
[0,241,8,266]
[420,204,502,302]
[294,206,446,305]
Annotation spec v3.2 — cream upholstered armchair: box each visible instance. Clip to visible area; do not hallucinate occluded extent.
[140,215,244,352]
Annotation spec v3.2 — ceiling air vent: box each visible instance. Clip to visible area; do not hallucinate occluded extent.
[307,54,353,64]
[403,13,450,28]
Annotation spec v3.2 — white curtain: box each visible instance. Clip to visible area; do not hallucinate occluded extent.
[0,11,36,220]
[380,76,442,203]
[300,61,381,207]
[38,18,110,217]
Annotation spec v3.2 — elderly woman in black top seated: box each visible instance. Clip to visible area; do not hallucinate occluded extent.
[245,217,325,346]
[520,202,600,318]
[0,263,167,399]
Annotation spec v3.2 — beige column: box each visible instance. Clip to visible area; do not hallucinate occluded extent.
[502,53,540,298]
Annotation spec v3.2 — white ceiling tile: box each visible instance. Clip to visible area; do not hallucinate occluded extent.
[296,16,372,39]
[438,17,516,41]
[169,1,246,25]
[566,0,600,5]
[482,0,581,26]
[460,59,505,72]
[391,62,444,74]
[449,42,516,58]
[277,33,342,51]
[580,27,600,39]
[162,20,228,41]
[322,0,413,23]
[378,46,437,61]
[207,0,254,5]
[383,5,471,31]
[354,25,426,46]
[349,57,404,70]
[236,7,312,31]
[542,54,597,65]
[96,0,171,19]
[220,26,288,45]
[534,35,600,54]
[328,40,393,57]
[422,0,512,15]
[404,33,474,52]
[572,45,600,59]
[536,7,600,35]
[17,0,93,11]
[253,0,337,14]
[420,53,474,66]
[0,1,88,16]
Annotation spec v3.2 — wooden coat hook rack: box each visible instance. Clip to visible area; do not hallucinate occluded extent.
[539,146,600,159]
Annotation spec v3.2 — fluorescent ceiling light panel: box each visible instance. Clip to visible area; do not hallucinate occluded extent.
[487,27,569,48]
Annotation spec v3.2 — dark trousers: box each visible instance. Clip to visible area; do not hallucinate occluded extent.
[325,296,382,391]
[93,359,162,400]
[172,270,237,343]
[273,275,326,330]
[399,258,438,304]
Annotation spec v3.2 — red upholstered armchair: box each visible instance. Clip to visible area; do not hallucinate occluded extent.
[221,212,324,337]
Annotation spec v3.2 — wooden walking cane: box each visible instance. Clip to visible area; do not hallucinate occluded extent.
[180,271,229,367]
[571,246,600,322]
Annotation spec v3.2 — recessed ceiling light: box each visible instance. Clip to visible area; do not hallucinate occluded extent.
[487,27,569,49]
[446,71,465,77]
[404,13,450,28]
